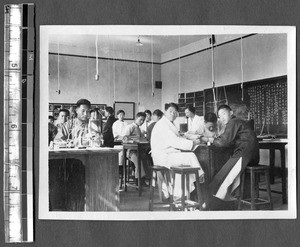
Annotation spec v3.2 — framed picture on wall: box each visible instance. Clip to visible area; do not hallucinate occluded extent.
[114,101,135,120]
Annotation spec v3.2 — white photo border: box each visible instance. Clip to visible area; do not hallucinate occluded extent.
[39,25,296,220]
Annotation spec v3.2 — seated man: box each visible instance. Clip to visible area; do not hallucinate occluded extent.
[123,112,150,185]
[140,109,154,137]
[64,98,97,147]
[113,110,128,142]
[185,112,219,142]
[54,109,70,142]
[102,106,117,148]
[49,100,92,211]
[151,102,204,200]
[146,109,163,142]
[113,110,128,167]
[48,122,58,145]
[49,115,55,124]
[209,104,259,209]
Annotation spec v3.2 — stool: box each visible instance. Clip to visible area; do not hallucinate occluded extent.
[238,164,273,210]
[149,166,172,211]
[123,159,137,191]
[170,166,202,211]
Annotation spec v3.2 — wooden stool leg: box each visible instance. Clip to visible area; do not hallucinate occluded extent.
[265,168,273,210]
[157,171,163,201]
[250,170,256,210]
[165,170,172,211]
[149,170,156,211]
[194,172,202,208]
[181,172,185,211]
[186,173,190,200]
[171,171,176,211]
[255,173,260,199]
[125,160,129,192]
[238,171,245,210]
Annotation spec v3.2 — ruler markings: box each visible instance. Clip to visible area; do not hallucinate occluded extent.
[3,3,34,243]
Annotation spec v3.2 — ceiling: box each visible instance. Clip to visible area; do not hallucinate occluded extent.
[48,34,210,58]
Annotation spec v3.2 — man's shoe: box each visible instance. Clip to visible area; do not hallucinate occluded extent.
[162,197,171,203]
[137,177,149,187]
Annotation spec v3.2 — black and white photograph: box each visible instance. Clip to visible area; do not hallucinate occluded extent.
[39,25,296,220]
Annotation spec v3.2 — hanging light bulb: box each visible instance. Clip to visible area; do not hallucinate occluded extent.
[210,34,217,113]
[151,35,154,97]
[95,35,99,81]
[56,39,61,94]
[178,35,181,93]
[136,35,143,46]
[240,36,244,101]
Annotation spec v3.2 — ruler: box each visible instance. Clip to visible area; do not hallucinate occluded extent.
[3,3,34,243]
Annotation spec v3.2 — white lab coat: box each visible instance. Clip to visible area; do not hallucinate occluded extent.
[187,115,204,133]
[151,116,204,198]
[112,120,128,139]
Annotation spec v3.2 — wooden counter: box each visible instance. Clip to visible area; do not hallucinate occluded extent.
[193,144,233,182]
[49,147,120,211]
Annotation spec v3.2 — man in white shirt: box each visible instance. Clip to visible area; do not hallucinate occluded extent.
[123,112,150,185]
[113,110,128,141]
[151,102,204,199]
[184,105,203,134]
[113,110,128,166]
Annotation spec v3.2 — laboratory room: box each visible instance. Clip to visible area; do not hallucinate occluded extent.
[41,26,295,216]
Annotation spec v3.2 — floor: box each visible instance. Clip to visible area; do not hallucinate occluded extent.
[119,176,288,211]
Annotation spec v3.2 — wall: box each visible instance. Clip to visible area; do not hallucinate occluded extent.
[49,55,162,114]
[49,34,287,116]
[161,33,287,110]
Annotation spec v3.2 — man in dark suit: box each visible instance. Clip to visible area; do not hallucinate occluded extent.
[208,104,259,209]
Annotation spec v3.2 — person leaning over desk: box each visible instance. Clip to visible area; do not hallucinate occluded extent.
[207,104,259,210]
[184,112,219,142]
